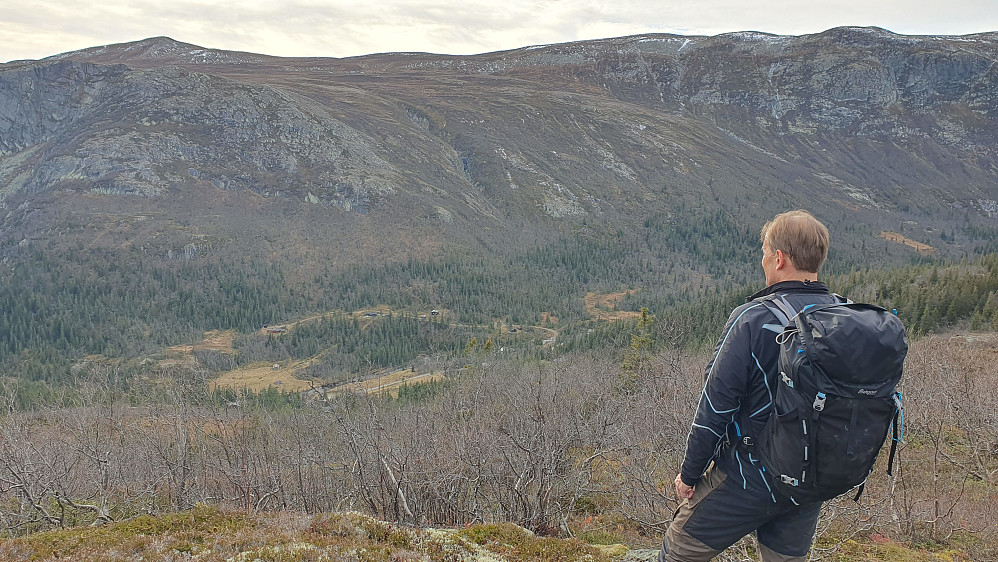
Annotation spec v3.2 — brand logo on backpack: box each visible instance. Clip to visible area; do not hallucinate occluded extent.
[752,295,907,504]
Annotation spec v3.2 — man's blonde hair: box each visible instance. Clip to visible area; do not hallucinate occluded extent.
[761,210,829,274]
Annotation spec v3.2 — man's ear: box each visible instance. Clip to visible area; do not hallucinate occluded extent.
[775,249,786,270]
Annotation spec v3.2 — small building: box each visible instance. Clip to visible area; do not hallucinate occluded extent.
[431,309,439,316]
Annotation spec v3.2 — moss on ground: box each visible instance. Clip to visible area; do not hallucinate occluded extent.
[457,522,612,561]
[0,508,621,561]
[2,504,248,561]
[828,536,974,561]
[0,508,991,561]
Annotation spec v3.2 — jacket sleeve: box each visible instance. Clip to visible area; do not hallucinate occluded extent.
[679,304,756,486]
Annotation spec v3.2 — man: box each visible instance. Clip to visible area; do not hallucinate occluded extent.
[660,210,838,562]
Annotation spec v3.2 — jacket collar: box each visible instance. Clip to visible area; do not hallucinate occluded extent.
[747,280,830,301]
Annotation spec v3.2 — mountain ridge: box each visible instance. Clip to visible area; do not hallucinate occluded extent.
[27,26,998,64]
[4,29,997,244]
[2,27,998,372]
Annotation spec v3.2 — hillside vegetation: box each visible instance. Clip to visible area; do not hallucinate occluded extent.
[3,28,998,386]
[0,325,995,560]
[6,225,998,399]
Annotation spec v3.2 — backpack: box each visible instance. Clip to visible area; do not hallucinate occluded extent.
[751,294,907,504]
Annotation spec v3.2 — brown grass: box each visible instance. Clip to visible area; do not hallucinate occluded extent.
[167,330,236,354]
[211,361,316,393]
[540,311,560,326]
[880,231,937,254]
[585,291,642,321]
[188,308,453,394]
[327,369,446,398]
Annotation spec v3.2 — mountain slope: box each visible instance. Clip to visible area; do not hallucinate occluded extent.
[1,28,997,377]
[4,28,997,248]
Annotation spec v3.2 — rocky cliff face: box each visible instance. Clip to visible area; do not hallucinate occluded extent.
[672,28,998,154]
[1,27,996,265]
[0,60,400,211]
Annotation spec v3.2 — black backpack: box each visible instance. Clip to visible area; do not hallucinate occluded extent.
[752,294,907,504]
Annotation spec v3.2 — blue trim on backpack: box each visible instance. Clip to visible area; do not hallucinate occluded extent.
[893,392,904,442]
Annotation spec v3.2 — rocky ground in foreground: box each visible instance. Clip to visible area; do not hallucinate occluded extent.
[0,505,976,561]
[0,505,660,562]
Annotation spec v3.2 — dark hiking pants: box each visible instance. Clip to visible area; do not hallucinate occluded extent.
[659,464,821,561]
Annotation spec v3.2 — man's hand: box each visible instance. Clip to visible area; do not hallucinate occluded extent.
[674,473,695,500]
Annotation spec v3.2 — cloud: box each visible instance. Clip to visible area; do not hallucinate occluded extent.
[3,0,997,63]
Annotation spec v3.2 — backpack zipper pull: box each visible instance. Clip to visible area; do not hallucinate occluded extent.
[812,392,826,411]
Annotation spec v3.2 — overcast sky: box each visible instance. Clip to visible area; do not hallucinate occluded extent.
[3,0,998,63]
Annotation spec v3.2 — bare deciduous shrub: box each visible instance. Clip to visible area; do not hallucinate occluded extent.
[882,334,998,549]
[611,348,706,535]
[0,335,994,560]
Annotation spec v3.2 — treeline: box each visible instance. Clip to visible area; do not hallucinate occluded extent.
[2,216,760,385]
[0,246,311,383]
[832,253,998,334]
[560,251,998,355]
[5,220,998,387]
[316,209,767,329]
[556,289,746,355]
[234,314,492,383]
[642,205,757,274]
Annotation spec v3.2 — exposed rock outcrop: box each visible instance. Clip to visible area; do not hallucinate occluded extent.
[1,28,996,263]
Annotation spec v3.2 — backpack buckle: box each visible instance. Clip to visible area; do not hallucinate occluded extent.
[780,372,794,388]
[780,474,799,487]
[813,392,826,411]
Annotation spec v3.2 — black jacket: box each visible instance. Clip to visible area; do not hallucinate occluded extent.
[679,280,839,500]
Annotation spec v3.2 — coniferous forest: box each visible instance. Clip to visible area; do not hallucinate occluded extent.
[5,213,995,394]
[2,214,998,560]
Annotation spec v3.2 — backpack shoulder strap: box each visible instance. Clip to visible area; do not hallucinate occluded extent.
[755,294,798,327]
